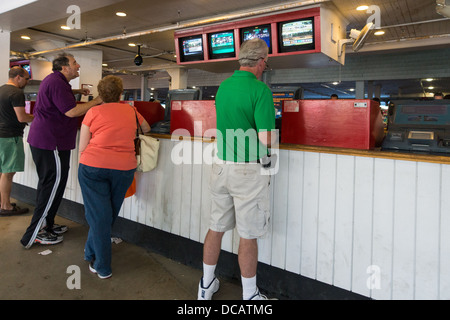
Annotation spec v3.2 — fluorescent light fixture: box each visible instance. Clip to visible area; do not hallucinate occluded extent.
[428,86,435,90]
[21,35,31,40]
[0,0,37,15]
[332,81,339,85]
[356,5,369,11]
[374,30,385,36]
[61,25,71,30]
[116,12,127,17]
[425,78,434,82]
[128,43,136,47]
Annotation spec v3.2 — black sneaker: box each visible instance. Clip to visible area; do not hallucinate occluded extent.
[50,224,68,234]
[34,230,63,245]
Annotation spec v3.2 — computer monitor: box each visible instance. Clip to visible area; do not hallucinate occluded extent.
[179,35,204,62]
[10,60,33,79]
[240,24,272,53]
[208,30,236,60]
[272,87,303,118]
[165,88,202,121]
[278,17,315,53]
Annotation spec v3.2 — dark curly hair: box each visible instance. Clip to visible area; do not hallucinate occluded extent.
[52,53,74,71]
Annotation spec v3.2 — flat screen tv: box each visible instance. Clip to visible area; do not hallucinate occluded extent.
[208,30,236,59]
[10,60,32,79]
[278,17,315,53]
[166,88,201,121]
[179,35,204,62]
[240,24,272,54]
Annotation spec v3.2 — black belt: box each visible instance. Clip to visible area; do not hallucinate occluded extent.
[237,158,271,168]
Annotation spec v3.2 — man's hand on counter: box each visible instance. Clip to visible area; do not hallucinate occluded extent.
[65,96,103,118]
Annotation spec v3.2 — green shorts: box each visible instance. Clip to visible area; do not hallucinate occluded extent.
[0,137,25,173]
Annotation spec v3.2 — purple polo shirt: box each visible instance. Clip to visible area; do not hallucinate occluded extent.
[27,71,78,150]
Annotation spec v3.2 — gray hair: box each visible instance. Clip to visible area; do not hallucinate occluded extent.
[52,52,74,71]
[238,38,269,67]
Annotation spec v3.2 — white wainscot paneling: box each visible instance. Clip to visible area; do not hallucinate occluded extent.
[14,132,450,300]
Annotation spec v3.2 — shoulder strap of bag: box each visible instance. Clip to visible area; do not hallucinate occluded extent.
[132,106,144,136]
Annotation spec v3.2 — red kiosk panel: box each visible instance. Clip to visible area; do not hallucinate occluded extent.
[281,99,383,150]
[132,101,165,126]
[170,100,216,138]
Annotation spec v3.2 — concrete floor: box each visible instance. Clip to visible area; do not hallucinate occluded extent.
[0,199,243,300]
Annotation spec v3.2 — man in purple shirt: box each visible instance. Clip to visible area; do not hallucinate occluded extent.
[21,53,102,249]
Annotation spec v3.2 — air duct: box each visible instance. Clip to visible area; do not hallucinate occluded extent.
[28,0,330,56]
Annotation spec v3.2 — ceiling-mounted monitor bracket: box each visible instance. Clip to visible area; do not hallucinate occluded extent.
[337,22,374,57]
[337,38,353,57]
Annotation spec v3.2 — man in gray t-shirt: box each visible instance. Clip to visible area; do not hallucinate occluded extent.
[0,67,34,216]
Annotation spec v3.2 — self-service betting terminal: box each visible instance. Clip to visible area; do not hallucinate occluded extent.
[382,100,450,154]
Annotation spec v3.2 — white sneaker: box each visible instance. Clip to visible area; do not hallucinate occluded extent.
[198,277,220,300]
[89,262,112,279]
[247,288,277,300]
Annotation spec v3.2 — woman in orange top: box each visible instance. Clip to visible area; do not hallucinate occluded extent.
[78,75,150,279]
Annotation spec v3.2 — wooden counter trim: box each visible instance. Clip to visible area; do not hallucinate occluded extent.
[280,144,450,165]
[149,133,450,165]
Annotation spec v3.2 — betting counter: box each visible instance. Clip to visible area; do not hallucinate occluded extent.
[13,98,450,300]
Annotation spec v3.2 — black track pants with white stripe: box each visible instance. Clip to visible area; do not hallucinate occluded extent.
[20,146,70,249]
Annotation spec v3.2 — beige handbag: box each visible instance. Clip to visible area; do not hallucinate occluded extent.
[134,110,160,172]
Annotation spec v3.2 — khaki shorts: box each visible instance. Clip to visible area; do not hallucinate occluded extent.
[0,137,25,173]
[209,162,271,239]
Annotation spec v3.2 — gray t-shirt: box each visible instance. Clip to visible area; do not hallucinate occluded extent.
[0,84,26,137]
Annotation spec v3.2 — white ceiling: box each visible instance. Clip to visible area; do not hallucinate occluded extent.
[4,0,450,98]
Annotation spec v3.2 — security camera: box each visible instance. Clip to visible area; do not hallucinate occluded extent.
[134,45,143,66]
[134,54,143,66]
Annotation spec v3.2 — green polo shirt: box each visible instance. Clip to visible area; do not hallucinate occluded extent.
[215,70,275,162]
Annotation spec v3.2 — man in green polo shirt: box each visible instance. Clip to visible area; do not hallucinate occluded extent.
[198,38,276,300]
[215,52,275,163]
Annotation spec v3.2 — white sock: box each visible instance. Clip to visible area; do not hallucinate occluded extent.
[202,263,216,287]
[241,275,257,300]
